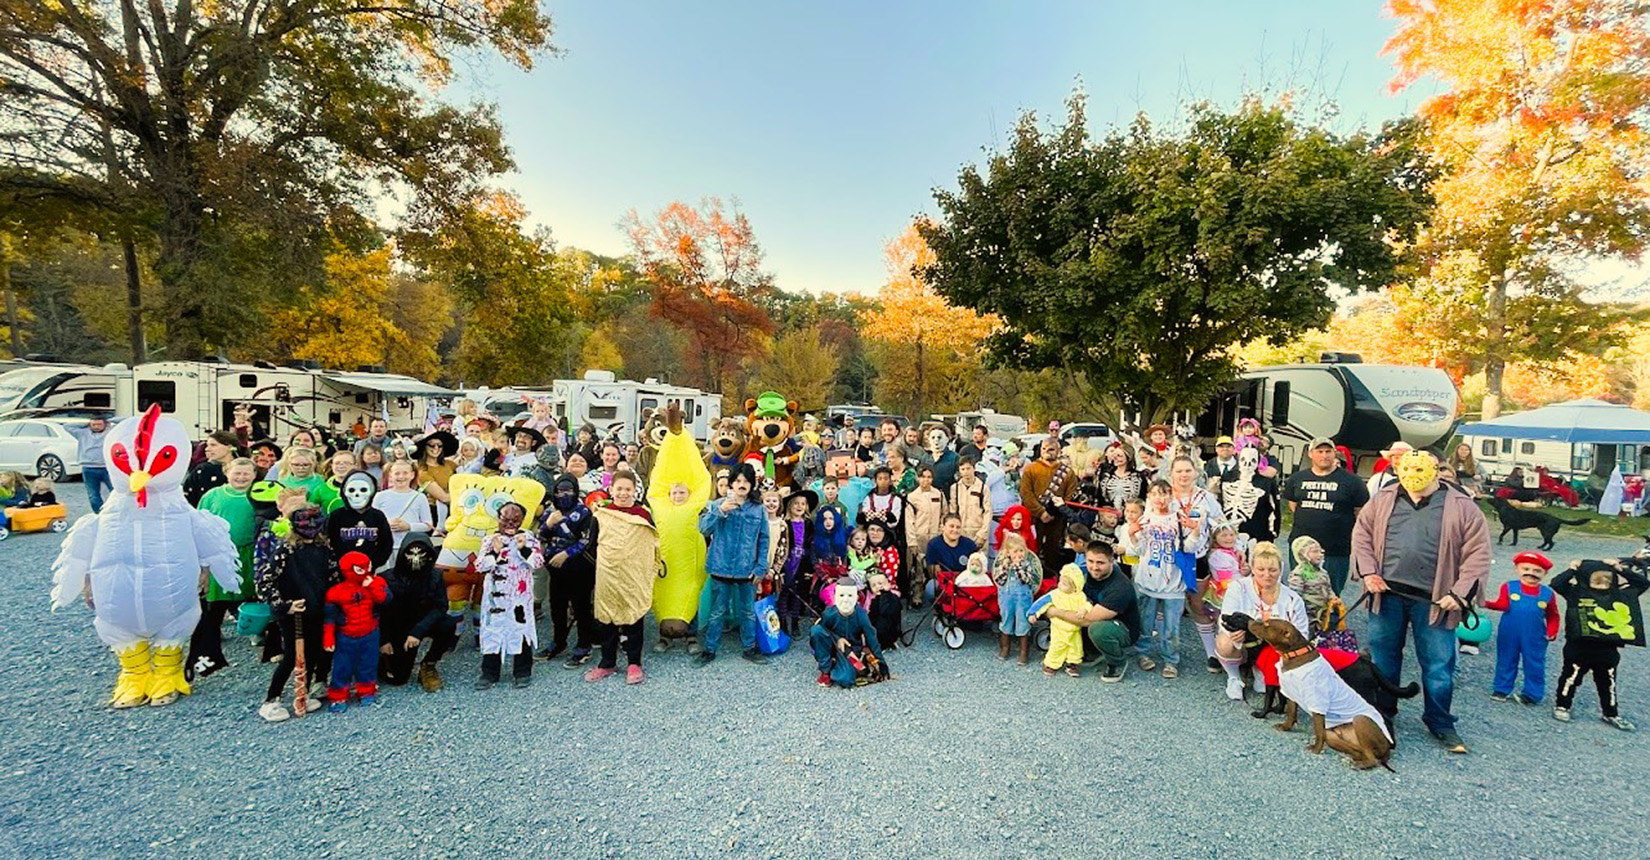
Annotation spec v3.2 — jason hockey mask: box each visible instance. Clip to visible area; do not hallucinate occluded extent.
[1396,451,1438,495]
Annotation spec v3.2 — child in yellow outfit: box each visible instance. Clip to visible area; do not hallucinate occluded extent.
[1028,564,1092,677]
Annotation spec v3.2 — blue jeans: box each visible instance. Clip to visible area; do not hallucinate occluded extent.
[1137,593,1184,665]
[1366,592,1458,734]
[809,625,858,688]
[1323,555,1351,595]
[700,578,756,655]
[83,466,111,514]
[997,581,1033,636]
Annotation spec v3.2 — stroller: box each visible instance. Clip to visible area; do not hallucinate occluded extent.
[929,569,1000,650]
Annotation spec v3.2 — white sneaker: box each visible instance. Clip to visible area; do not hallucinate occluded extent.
[1225,677,1245,700]
[1459,644,1480,656]
[258,701,290,723]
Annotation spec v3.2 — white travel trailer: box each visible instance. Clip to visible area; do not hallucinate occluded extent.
[1460,399,1650,496]
[0,363,118,417]
[111,361,452,439]
[552,370,720,441]
[1191,357,1459,475]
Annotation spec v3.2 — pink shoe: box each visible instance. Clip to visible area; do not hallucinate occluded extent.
[583,667,616,682]
[625,665,645,685]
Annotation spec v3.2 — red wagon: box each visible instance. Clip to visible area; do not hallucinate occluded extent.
[930,569,1001,650]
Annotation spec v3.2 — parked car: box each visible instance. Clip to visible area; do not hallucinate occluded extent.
[0,418,85,481]
[1059,422,1118,450]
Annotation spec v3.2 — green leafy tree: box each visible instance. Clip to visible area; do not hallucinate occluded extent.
[922,94,1433,421]
[752,325,840,412]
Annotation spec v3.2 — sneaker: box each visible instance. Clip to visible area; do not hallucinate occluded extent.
[258,701,290,723]
[584,667,616,682]
[1100,664,1126,683]
[1162,664,1178,680]
[687,640,703,656]
[327,701,346,714]
[817,672,832,687]
[1430,729,1468,754]
[1042,666,1056,676]
[511,675,532,689]
[1064,666,1081,678]
[562,649,592,669]
[1553,707,1572,722]
[1489,692,1510,702]
[1459,643,1480,656]
[1602,716,1636,732]
[358,695,377,707]
[1137,656,1156,672]
[652,640,671,653]
[473,677,496,691]
[696,651,716,666]
[626,665,645,685]
[1512,693,1539,705]
[741,648,768,665]
[537,645,565,661]
[418,663,443,693]
[1225,676,1245,700]
[1206,656,1221,674]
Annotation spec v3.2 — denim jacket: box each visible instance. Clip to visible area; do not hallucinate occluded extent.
[699,499,770,581]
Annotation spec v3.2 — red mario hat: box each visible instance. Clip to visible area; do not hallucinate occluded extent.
[339,551,372,576]
[1512,551,1552,571]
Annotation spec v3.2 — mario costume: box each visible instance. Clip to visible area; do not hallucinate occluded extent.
[324,551,391,710]
[1485,550,1559,703]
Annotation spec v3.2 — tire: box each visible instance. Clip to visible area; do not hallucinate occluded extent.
[943,626,965,650]
[1034,626,1051,652]
[0,527,9,541]
[932,616,946,637]
[50,519,68,533]
[35,454,65,482]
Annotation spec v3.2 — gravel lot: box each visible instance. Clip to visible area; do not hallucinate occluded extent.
[2,490,1646,859]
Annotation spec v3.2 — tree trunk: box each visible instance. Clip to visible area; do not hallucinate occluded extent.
[1481,260,1510,420]
[123,239,147,364]
[1,240,20,357]
[913,337,926,419]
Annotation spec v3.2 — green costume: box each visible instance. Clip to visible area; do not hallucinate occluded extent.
[307,476,345,514]
[198,485,256,600]
[280,473,325,497]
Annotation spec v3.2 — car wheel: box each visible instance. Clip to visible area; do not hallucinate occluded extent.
[36,454,65,482]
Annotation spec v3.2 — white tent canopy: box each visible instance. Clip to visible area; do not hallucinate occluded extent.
[1459,399,1650,445]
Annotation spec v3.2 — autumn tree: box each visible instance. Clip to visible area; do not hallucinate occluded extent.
[0,0,555,357]
[753,326,841,412]
[1384,0,1650,418]
[623,198,775,395]
[860,223,997,418]
[264,245,412,371]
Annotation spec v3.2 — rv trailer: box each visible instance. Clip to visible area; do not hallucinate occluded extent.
[0,363,118,418]
[552,371,720,441]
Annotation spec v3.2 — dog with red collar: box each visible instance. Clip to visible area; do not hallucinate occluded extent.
[1247,617,1396,771]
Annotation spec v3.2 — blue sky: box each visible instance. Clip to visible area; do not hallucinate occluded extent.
[456,1,1435,295]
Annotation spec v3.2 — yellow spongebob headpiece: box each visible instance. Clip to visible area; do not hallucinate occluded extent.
[443,474,544,553]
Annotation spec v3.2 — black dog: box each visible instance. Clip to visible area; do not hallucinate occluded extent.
[1489,497,1588,551]
[1222,613,1419,737]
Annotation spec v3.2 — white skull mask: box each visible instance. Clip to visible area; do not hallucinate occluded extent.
[1237,447,1259,479]
[927,428,948,454]
[343,472,375,511]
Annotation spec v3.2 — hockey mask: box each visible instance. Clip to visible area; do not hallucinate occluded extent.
[498,502,525,536]
[1237,447,1259,479]
[342,471,375,511]
[833,582,860,615]
[1396,451,1438,495]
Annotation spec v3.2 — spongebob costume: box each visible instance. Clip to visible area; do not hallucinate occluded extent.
[50,406,241,707]
[437,474,544,634]
[646,407,712,643]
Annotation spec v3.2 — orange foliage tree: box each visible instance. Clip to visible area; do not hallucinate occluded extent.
[1384,0,1650,417]
[623,198,774,396]
[860,222,998,418]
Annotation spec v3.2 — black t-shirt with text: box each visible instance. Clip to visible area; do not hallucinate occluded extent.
[1281,466,1369,557]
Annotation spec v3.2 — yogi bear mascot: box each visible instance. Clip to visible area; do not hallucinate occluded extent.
[51,405,241,707]
[646,404,711,650]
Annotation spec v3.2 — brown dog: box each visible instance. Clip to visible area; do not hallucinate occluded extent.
[1247,618,1395,771]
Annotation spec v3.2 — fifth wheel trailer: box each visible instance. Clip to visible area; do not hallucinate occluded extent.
[1190,359,1459,475]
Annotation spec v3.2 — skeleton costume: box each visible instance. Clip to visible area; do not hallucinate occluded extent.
[1220,448,1279,544]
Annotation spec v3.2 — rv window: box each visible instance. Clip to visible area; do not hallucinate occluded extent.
[1270,381,1291,426]
[590,406,618,421]
[329,411,342,424]
[238,374,258,388]
[1480,440,1497,458]
[641,398,659,412]
[1519,442,1535,456]
[1500,439,1512,454]
[696,403,703,417]
[355,393,369,404]
[1572,447,1594,473]
[137,380,176,413]
[84,393,111,409]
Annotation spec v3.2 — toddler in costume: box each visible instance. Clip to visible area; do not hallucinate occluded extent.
[1550,557,1648,730]
[1028,564,1093,677]
[1485,550,1559,705]
[323,550,390,712]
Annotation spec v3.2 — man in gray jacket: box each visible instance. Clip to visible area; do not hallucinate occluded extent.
[1352,449,1491,754]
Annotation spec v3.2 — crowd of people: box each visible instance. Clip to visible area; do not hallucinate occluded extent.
[50,398,1650,757]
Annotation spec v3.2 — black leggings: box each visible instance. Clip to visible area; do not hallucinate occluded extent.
[597,619,643,669]
[1555,639,1621,717]
[546,557,596,651]
[265,614,332,701]
[480,642,534,681]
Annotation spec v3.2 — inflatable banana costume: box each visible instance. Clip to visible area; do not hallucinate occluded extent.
[50,406,241,707]
[646,406,711,639]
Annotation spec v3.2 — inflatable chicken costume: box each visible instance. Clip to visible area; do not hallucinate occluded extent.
[50,405,240,707]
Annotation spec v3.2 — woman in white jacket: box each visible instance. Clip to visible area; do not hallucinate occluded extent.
[1215,542,1308,701]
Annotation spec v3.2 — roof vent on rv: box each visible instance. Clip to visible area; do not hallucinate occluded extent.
[583,370,617,382]
[252,360,279,370]
[285,360,322,370]
[356,364,387,373]
[1319,352,1363,364]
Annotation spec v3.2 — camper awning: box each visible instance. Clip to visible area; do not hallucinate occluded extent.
[324,373,453,398]
[1459,399,1650,445]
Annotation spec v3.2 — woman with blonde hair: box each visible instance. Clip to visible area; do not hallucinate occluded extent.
[1214,541,1309,706]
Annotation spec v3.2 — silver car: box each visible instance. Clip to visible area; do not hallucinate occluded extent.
[0,418,85,481]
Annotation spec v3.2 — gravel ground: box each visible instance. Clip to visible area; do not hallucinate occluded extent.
[2,490,1647,859]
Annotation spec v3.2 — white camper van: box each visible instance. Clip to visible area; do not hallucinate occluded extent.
[0,363,118,418]
[552,371,720,441]
[1192,357,1459,475]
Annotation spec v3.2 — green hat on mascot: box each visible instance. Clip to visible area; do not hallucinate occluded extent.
[752,390,789,419]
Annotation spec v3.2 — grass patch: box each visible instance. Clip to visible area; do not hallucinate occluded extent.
[1473,500,1647,543]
